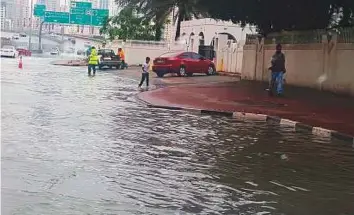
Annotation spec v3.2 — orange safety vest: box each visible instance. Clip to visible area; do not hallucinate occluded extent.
[118,50,125,61]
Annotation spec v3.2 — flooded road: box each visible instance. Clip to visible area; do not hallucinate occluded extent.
[2,57,354,215]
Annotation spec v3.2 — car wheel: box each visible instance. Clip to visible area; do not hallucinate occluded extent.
[157,72,164,78]
[178,66,187,77]
[206,65,215,75]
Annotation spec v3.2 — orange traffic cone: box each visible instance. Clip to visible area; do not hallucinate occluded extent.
[18,56,23,69]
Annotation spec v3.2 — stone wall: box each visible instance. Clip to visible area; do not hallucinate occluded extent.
[241,35,354,95]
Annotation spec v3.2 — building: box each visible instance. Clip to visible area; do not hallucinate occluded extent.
[46,0,60,11]
[0,2,5,29]
[162,9,175,42]
[179,18,257,51]
[99,0,108,9]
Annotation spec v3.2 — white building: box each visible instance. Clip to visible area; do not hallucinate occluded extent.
[0,2,5,29]
[179,18,256,49]
[162,9,176,42]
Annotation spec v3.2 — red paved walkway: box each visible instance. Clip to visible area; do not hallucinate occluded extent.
[138,80,354,136]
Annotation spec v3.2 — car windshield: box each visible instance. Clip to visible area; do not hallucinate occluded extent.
[3,46,14,49]
[159,52,181,57]
[98,49,114,55]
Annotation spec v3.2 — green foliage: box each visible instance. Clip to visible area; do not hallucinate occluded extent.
[201,0,354,35]
[107,0,354,40]
[100,6,156,41]
[115,0,206,40]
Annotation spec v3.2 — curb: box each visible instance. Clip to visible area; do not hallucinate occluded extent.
[136,97,354,144]
[216,71,241,77]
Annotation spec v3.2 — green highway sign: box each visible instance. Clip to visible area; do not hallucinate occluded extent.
[70,7,91,25]
[44,11,70,24]
[39,1,107,26]
[91,9,109,26]
[70,1,92,9]
[34,4,46,17]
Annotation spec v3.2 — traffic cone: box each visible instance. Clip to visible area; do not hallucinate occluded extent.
[18,56,23,69]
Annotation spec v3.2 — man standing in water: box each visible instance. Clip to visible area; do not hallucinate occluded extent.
[118,48,126,69]
[138,57,151,89]
[88,46,98,76]
[269,44,286,96]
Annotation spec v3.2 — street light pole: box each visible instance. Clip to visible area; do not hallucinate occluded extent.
[28,0,34,50]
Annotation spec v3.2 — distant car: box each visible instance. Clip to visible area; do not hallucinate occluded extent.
[64,47,75,54]
[152,51,216,77]
[84,41,91,48]
[50,47,60,55]
[16,47,32,56]
[12,34,20,40]
[19,33,27,37]
[0,45,19,58]
[77,49,85,55]
[97,49,121,69]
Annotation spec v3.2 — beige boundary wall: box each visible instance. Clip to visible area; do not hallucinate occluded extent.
[104,40,186,65]
[241,35,354,95]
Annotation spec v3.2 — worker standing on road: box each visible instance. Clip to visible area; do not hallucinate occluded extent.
[88,46,98,76]
[138,57,151,90]
[118,48,125,69]
[269,44,286,96]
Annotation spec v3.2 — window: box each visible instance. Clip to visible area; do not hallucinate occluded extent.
[160,52,181,57]
[191,52,201,60]
[179,52,191,59]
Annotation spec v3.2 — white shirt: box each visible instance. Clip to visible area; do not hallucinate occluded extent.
[142,62,150,73]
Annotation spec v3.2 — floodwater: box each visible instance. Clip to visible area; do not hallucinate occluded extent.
[1,57,354,215]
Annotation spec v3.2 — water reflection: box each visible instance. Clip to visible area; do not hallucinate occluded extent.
[1,58,354,215]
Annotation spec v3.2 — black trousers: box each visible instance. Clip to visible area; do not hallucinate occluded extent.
[139,73,149,87]
[121,60,125,69]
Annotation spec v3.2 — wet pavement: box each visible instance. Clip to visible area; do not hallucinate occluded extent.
[2,57,354,215]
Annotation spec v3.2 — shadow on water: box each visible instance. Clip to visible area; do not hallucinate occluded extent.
[1,57,354,215]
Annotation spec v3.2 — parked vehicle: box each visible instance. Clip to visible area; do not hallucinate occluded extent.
[64,47,75,54]
[12,34,20,40]
[16,47,32,56]
[1,45,19,58]
[97,49,121,69]
[152,51,216,77]
[19,33,27,37]
[50,47,60,55]
[77,49,85,55]
[84,41,91,48]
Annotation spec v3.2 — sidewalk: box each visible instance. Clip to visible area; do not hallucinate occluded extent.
[138,80,354,137]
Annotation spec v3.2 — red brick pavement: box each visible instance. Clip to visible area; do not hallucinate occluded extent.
[138,80,354,136]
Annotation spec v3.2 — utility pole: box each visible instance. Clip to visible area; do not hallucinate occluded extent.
[28,0,34,50]
[38,20,45,51]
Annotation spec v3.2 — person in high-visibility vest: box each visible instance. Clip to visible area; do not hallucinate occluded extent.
[118,48,125,69]
[88,46,98,76]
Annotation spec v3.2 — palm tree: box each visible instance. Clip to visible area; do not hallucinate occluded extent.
[115,0,206,41]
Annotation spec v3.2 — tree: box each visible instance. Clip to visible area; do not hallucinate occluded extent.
[115,0,206,41]
[100,6,156,41]
[201,0,354,35]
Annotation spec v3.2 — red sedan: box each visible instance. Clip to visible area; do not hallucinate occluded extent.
[16,47,32,56]
[152,51,216,77]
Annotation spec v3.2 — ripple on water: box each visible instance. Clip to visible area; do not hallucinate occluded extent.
[2,58,354,215]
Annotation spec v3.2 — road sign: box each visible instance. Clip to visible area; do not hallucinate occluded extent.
[70,1,92,9]
[44,11,70,24]
[70,8,91,25]
[34,4,46,17]
[91,9,109,26]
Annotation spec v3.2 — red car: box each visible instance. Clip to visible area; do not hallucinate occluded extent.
[152,51,216,77]
[16,47,32,56]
